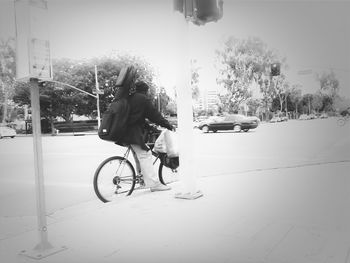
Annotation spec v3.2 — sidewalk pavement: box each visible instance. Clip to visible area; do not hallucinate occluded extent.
[1,161,349,263]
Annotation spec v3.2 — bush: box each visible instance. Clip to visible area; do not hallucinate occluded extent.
[54,120,98,133]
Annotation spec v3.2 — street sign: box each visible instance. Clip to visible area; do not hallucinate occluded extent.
[29,38,51,79]
[15,0,52,80]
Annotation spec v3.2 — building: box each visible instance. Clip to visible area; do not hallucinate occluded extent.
[193,88,220,113]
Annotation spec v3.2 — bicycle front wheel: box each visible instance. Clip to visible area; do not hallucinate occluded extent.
[93,156,136,203]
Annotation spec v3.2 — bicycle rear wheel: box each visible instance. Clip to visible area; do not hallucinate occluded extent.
[93,156,136,203]
[158,163,179,186]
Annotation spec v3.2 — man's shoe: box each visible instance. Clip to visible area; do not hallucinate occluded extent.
[150,184,171,192]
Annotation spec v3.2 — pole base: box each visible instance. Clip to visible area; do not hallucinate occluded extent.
[174,190,203,200]
[19,245,67,260]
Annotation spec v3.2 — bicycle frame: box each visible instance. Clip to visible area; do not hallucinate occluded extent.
[120,145,160,186]
[127,145,166,187]
[109,147,143,194]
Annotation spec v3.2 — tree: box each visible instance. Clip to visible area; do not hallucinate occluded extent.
[164,98,177,116]
[12,54,161,131]
[317,70,339,100]
[191,59,200,100]
[271,74,289,113]
[246,98,262,116]
[289,85,302,117]
[216,37,254,112]
[321,94,333,113]
[155,87,171,115]
[0,38,16,123]
[315,70,341,113]
[300,94,313,114]
[333,96,350,113]
[216,36,285,116]
[311,92,323,113]
[259,78,274,120]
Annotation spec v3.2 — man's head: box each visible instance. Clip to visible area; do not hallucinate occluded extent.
[135,81,149,94]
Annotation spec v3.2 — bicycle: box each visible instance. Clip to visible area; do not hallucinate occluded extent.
[93,130,179,203]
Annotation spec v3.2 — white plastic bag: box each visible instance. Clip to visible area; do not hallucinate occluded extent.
[154,130,179,157]
[154,130,167,153]
[163,130,179,157]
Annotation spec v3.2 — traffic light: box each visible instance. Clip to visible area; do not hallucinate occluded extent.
[173,0,184,13]
[173,0,223,26]
[271,63,281,76]
[194,0,223,25]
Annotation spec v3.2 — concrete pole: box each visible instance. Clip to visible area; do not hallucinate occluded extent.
[173,14,202,200]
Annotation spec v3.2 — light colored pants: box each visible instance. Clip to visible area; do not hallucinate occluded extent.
[130,144,159,187]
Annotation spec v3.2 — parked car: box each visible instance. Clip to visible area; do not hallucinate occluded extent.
[320,112,328,119]
[0,125,16,138]
[270,114,288,122]
[340,108,350,117]
[193,116,208,129]
[248,116,261,124]
[309,113,317,119]
[270,116,281,123]
[198,114,259,133]
[299,114,310,120]
[280,116,288,122]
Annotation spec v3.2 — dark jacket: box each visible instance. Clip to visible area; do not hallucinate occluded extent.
[121,92,173,150]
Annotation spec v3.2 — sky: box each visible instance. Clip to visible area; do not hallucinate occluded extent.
[1,0,349,98]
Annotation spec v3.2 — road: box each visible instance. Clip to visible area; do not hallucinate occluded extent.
[0,117,349,218]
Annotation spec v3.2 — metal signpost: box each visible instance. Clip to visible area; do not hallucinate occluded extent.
[15,0,67,259]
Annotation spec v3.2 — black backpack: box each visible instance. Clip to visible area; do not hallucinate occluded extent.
[98,98,130,143]
[98,65,135,143]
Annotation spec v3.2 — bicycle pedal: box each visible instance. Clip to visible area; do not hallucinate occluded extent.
[138,176,145,186]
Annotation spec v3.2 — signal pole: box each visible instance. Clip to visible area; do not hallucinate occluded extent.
[173,15,201,199]
[94,65,101,128]
[172,0,224,199]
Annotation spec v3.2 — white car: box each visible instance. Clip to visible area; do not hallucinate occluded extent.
[320,113,328,119]
[0,125,16,138]
[299,114,310,120]
[270,116,281,123]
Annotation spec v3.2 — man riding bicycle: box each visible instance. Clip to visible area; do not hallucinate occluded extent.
[120,81,175,192]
